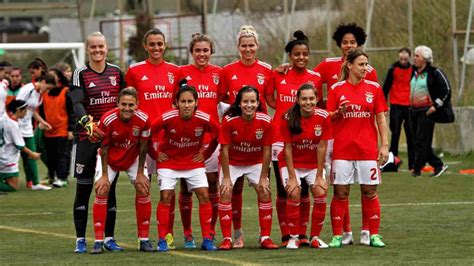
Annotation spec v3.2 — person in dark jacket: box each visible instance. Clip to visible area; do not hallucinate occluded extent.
[409,45,449,178]
[382,48,414,170]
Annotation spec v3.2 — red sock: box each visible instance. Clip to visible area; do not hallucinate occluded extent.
[330,197,346,236]
[286,199,300,236]
[258,199,273,237]
[157,202,171,239]
[135,195,151,239]
[199,203,213,239]
[209,192,219,235]
[168,194,176,235]
[218,201,232,238]
[343,199,352,232]
[361,196,370,231]
[93,196,108,241]
[299,195,311,236]
[276,196,289,237]
[178,192,193,237]
[362,195,381,235]
[310,196,326,237]
[232,180,243,231]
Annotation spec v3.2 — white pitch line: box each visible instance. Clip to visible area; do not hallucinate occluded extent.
[1,201,473,217]
[0,225,258,266]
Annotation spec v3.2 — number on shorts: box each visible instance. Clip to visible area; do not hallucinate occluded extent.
[370,168,378,180]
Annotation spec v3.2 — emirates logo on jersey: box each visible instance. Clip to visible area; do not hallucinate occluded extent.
[255,128,264,140]
[168,72,175,84]
[195,127,203,137]
[365,92,374,103]
[314,125,322,137]
[132,126,140,137]
[109,76,117,86]
[212,73,219,85]
[256,73,265,85]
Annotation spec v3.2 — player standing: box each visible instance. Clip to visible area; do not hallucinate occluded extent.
[219,25,274,247]
[326,49,388,248]
[178,33,224,247]
[70,32,125,253]
[152,82,219,252]
[90,88,153,253]
[279,84,331,249]
[217,86,278,250]
[125,28,182,249]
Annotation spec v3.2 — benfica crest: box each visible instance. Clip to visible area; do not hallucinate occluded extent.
[255,128,264,139]
[195,127,203,137]
[109,76,117,86]
[314,125,322,137]
[365,92,374,103]
[212,73,220,85]
[168,72,175,84]
[132,126,140,137]
[256,73,265,85]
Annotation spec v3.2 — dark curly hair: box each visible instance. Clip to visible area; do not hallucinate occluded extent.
[332,22,367,47]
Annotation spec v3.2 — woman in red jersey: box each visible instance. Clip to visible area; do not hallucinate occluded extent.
[326,49,388,248]
[177,33,224,247]
[269,30,323,247]
[279,84,332,250]
[152,82,219,252]
[125,28,182,248]
[217,86,278,250]
[219,25,274,248]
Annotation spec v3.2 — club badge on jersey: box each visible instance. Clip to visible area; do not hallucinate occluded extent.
[109,76,117,86]
[255,128,264,140]
[257,73,265,85]
[133,126,140,137]
[195,127,203,137]
[314,125,322,137]
[168,72,175,84]
[366,92,374,103]
[212,73,220,85]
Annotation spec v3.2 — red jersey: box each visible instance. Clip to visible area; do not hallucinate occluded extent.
[125,60,182,117]
[220,60,273,113]
[327,79,388,160]
[151,110,219,170]
[278,109,332,168]
[99,108,151,171]
[272,68,322,142]
[219,112,272,166]
[314,56,378,93]
[180,64,223,121]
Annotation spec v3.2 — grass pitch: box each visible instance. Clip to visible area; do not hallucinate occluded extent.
[0,152,473,265]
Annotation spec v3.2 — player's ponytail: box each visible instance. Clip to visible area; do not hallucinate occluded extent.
[175,79,198,104]
[284,30,309,54]
[224,86,262,118]
[338,48,369,82]
[286,83,316,135]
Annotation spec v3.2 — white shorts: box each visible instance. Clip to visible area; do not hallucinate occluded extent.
[330,160,381,185]
[219,163,264,187]
[158,168,208,192]
[280,167,325,187]
[146,155,156,178]
[95,156,149,184]
[204,144,219,173]
[218,102,230,119]
[272,142,284,161]
[326,139,334,165]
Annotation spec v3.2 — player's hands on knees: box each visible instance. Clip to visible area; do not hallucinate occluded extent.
[192,152,204,163]
[314,174,328,194]
[378,145,389,165]
[157,152,169,163]
[95,175,110,196]
[286,178,299,195]
[29,152,41,160]
[135,172,150,195]
[220,178,233,196]
[257,177,271,197]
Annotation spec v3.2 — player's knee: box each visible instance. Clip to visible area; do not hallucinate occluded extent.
[160,190,174,204]
[258,190,271,202]
[312,186,326,198]
[361,187,377,199]
[220,191,232,203]
[287,188,301,201]
[194,187,210,204]
[334,189,349,200]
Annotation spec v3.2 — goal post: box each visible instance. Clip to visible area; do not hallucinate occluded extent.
[0,42,85,68]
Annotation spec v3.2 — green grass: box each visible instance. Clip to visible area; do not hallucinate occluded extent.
[0,153,473,265]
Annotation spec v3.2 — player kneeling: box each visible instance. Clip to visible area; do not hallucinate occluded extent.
[90,87,154,254]
[218,86,278,250]
[153,81,219,252]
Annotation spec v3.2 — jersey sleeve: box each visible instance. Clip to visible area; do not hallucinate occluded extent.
[70,69,87,119]
[326,86,338,112]
[367,67,379,83]
[219,117,231,145]
[280,117,292,143]
[263,120,273,146]
[374,87,388,114]
[151,116,164,136]
[321,115,333,141]
[10,121,25,148]
[98,114,110,147]
[141,117,151,140]
[313,61,326,84]
[218,68,229,99]
[264,69,274,97]
[208,117,220,140]
[125,69,135,88]
[15,85,30,101]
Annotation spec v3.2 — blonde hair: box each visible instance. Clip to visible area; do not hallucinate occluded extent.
[86,31,106,47]
[237,25,259,45]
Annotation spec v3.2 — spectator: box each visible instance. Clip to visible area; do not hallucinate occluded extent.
[7,67,23,106]
[382,48,415,170]
[409,45,449,178]
[55,62,73,82]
